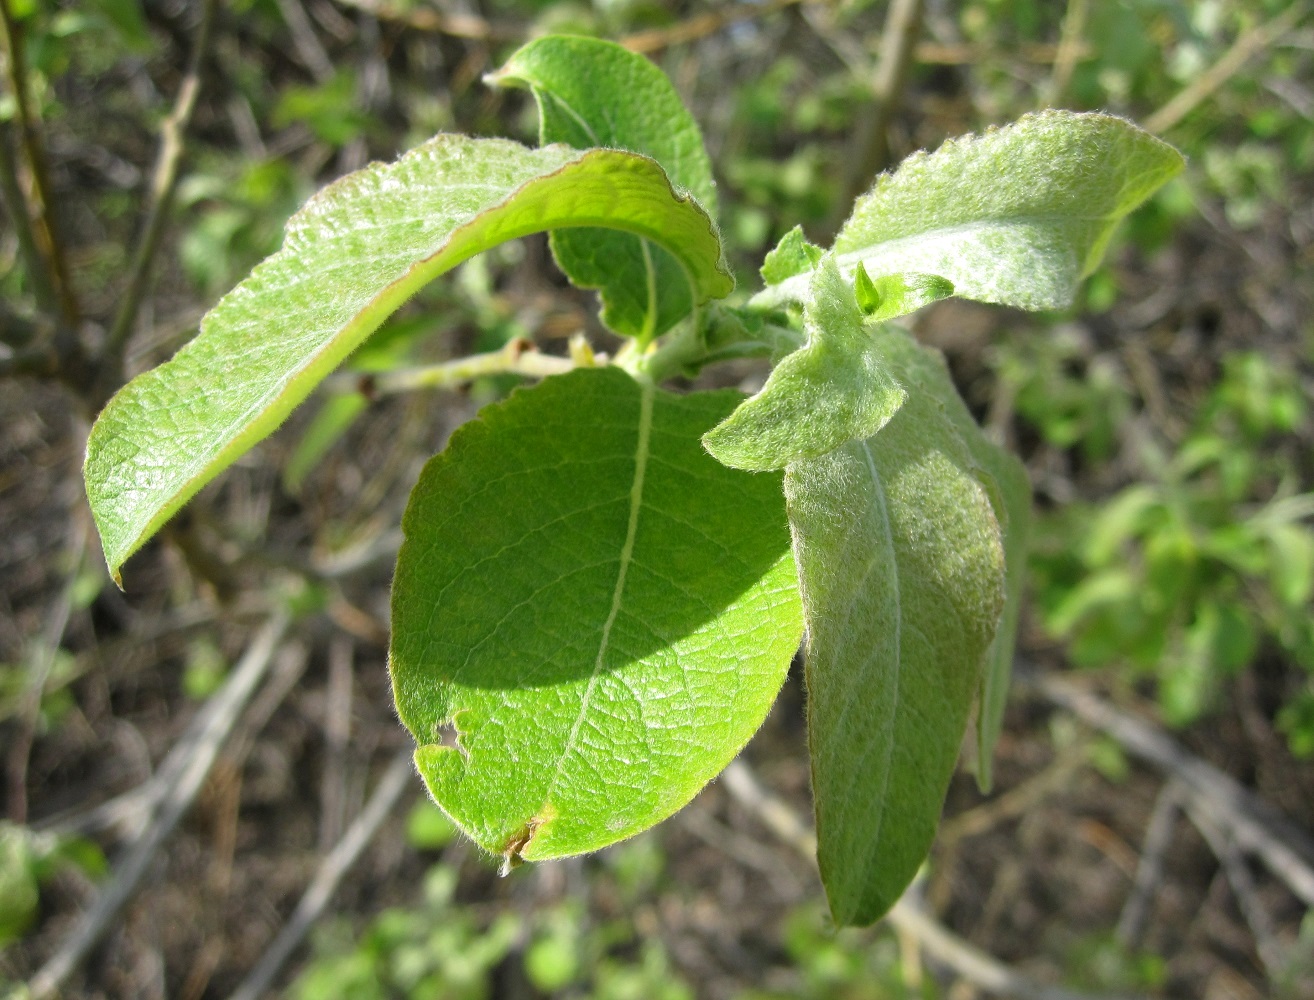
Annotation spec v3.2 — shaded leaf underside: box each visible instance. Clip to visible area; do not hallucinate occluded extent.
[492,35,720,339]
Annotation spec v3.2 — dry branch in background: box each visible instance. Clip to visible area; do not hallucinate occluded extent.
[100,0,218,398]
[719,761,1140,1000]
[226,750,414,1000]
[1146,0,1311,134]
[0,0,78,324]
[621,0,805,53]
[27,614,293,1000]
[832,0,924,232]
[1032,671,1314,908]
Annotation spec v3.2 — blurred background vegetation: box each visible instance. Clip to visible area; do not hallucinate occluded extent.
[1,0,1312,998]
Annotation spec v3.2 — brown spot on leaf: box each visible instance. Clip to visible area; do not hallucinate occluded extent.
[501,819,543,872]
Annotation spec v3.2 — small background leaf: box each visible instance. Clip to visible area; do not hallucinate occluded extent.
[760,225,823,285]
[390,367,802,865]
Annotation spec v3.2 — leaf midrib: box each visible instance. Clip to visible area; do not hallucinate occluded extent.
[756,214,1105,305]
[854,440,901,886]
[544,380,656,808]
[541,88,675,341]
[543,89,602,147]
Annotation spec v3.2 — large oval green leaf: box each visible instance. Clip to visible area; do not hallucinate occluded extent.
[390,367,802,866]
[755,111,1183,310]
[490,35,720,341]
[84,135,732,578]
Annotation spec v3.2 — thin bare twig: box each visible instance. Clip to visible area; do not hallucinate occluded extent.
[28,613,292,1000]
[939,744,1087,847]
[227,750,413,1000]
[1043,0,1090,107]
[916,40,1088,65]
[277,0,335,82]
[1031,671,1314,909]
[1116,780,1184,947]
[800,4,872,79]
[39,634,305,843]
[332,0,1058,64]
[228,642,312,760]
[1145,1,1311,135]
[101,0,218,393]
[331,0,510,41]
[0,121,60,319]
[832,0,924,233]
[0,0,78,324]
[621,0,805,54]
[679,804,805,896]
[719,761,1138,1000]
[1186,803,1287,978]
[6,517,87,824]
[337,9,389,175]
[319,634,354,850]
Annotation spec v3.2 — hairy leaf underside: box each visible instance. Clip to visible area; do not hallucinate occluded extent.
[755,111,1184,310]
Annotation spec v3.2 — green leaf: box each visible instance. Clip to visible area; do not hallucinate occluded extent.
[971,449,1029,792]
[703,257,906,472]
[282,393,368,495]
[852,265,955,321]
[786,329,1006,925]
[695,304,803,368]
[85,135,732,578]
[755,111,1183,310]
[490,35,721,341]
[390,367,802,867]
[878,340,1031,792]
[760,225,823,285]
[0,823,39,946]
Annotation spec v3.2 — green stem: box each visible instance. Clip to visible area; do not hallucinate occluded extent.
[639,305,804,385]
[100,0,217,400]
[331,339,581,397]
[633,316,703,383]
[0,121,58,319]
[0,0,78,325]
